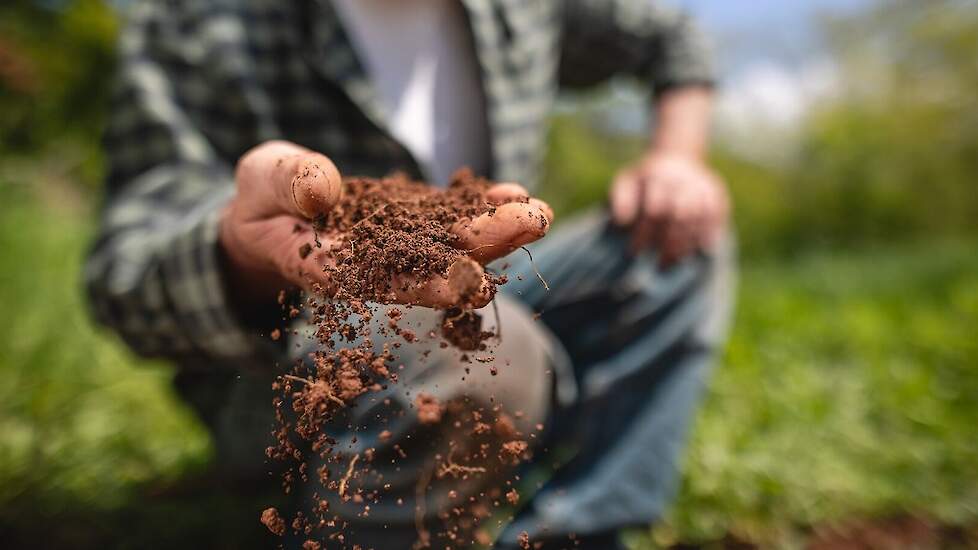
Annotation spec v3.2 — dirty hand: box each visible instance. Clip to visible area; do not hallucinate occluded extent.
[610,150,729,265]
[219,140,552,309]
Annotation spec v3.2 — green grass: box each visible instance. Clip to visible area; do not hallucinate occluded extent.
[649,242,978,547]
[0,180,211,517]
[1,178,976,546]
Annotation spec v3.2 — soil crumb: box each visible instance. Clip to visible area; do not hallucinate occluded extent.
[261,507,286,536]
[415,393,444,425]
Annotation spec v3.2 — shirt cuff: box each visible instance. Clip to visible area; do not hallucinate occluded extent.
[651,20,717,95]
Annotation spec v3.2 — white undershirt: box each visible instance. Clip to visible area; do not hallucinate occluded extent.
[331,0,491,186]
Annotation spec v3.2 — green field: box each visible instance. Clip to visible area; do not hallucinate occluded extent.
[2,175,975,547]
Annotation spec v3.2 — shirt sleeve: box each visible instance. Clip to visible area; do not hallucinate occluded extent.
[84,2,281,371]
[558,0,716,93]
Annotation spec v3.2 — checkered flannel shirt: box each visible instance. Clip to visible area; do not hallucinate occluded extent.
[85,0,714,371]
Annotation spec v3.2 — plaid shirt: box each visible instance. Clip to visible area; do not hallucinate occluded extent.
[85,0,714,371]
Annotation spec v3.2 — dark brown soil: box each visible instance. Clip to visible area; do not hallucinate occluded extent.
[312,169,496,306]
[441,309,494,351]
[263,169,538,548]
[414,393,444,425]
[260,507,285,536]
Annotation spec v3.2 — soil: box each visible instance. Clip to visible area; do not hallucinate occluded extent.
[414,393,444,425]
[260,507,285,536]
[311,168,497,307]
[263,169,540,548]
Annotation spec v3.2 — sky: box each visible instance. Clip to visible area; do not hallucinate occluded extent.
[670,0,873,159]
[594,0,873,158]
[679,0,870,76]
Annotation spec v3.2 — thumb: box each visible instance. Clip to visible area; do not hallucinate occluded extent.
[236,140,344,220]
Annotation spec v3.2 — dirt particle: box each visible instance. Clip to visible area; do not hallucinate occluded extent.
[261,507,286,536]
[415,393,444,425]
[502,440,528,461]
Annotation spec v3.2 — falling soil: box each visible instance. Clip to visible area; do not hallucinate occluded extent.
[260,507,286,536]
[263,169,542,548]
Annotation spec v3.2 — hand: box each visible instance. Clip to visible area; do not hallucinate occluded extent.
[610,151,729,265]
[219,140,552,309]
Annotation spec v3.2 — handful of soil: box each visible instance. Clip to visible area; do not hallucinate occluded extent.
[265,168,541,547]
[310,168,505,308]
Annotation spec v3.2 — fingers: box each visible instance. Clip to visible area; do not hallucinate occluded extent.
[453,202,551,264]
[388,257,493,309]
[700,174,730,250]
[485,182,554,223]
[657,188,699,266]
[236,140,343,220]
[485,182,529,204]
[267,220,337,290]
[610,171,641,226]
[628,177,710,265]
[629,175,669,254]
[274,227,493,309]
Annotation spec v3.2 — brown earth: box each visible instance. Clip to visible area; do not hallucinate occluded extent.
[263,169,540,548]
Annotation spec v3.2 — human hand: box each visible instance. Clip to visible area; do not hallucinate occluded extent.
[610,151,729,265]
[218,141,552,309]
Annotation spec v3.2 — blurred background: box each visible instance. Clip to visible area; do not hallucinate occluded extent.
[1,0,976,548]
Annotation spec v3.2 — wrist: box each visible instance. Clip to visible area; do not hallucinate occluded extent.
[650,86,713,161]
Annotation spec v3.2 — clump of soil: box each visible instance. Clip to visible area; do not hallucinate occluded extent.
[441,309,494,351]
[264,169,541,547]
[414,393,444,425]
[260,507,286,536]
[312,169,498,306]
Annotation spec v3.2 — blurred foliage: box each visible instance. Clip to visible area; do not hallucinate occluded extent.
[0,0,117,185]
[0,179,212,514]
[541,0,978,259]
[656,240,978,546]
[1,0,977,547]
[786,0,978,251]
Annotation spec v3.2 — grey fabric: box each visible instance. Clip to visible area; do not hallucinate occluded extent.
[497,211,734,542]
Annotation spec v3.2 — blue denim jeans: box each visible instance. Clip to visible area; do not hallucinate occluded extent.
[492,210,734,548]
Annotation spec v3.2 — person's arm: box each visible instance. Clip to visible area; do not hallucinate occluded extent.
[87,3,554,371]
[650,85,712,160]
[560,0,729,263]
[84,2,284,370]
